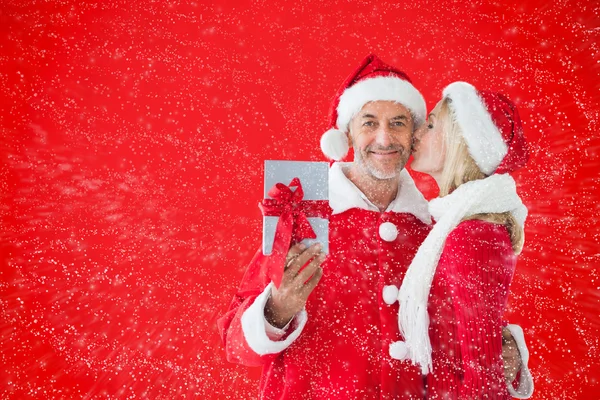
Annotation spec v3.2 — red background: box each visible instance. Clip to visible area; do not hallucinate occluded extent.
[1,1,599,398]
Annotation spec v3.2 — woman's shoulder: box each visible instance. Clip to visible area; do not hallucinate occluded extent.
[439,220,515,271]
[446,219,511,247]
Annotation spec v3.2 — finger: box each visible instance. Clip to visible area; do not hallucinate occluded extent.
[295,253,325,284]
[300,267,323,297]
[284,243,306,270]
[286,243,322,277]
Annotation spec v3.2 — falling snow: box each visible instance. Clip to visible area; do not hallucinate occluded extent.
[1,0,599,399]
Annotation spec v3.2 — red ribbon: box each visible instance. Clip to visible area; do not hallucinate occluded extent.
[259,177,330,287]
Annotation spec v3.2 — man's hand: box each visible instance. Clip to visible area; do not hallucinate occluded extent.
[502,326,522,383]
[264,243,325,329]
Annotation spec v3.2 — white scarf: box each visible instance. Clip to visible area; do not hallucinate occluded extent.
[390,173,527,374]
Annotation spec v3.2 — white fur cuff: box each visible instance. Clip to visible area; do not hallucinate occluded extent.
[240,282,308,355]
[505,324,534,398]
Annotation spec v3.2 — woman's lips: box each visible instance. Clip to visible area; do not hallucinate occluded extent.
[411,140,420,152]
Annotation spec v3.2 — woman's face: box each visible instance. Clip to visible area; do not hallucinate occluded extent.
[411,100,446,176]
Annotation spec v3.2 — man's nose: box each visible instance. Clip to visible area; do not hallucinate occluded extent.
[374,125,393,147]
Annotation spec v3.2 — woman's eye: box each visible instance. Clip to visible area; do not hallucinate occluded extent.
[427,123,434,129]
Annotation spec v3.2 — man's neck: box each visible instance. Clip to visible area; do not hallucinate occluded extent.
[344,163,400,212]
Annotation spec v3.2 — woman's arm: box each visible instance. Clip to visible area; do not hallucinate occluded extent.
[442,222,515,399]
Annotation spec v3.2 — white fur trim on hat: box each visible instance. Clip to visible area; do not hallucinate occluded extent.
[443,82,508,175]
[336,76,426,133]
[320,128,349,161]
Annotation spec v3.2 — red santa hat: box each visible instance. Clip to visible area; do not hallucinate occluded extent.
[442,82,529,175]
[320,54,426,161]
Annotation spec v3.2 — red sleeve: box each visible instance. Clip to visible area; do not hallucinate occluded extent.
[216,249,281,367]
[440,221,516,399]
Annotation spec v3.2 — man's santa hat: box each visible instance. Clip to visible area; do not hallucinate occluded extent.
[320,54,426,161]
[442,81,529,174]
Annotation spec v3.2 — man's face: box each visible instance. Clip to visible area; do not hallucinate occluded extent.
[348,101,414,180]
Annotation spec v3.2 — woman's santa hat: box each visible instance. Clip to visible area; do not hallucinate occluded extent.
[320,54,426,161]
[390,82,532,399]
[442,81,529,174]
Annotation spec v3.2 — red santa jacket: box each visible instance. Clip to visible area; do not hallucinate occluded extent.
[217,163,432,399]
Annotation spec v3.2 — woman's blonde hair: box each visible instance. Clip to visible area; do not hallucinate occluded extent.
[437,99,524,254]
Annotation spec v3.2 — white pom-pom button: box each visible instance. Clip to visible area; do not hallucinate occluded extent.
[379,222,398,242]
[382,285,399,305]
[389,341,409,360]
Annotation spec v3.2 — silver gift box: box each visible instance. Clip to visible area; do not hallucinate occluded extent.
[262,160,329,255]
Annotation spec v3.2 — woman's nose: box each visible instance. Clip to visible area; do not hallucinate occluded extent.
[414,125,425,140]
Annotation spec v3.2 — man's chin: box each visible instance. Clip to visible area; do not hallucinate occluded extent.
[366,164,402,180]
[354,155,406,180]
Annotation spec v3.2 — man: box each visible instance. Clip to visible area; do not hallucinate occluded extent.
[218,55,531,399]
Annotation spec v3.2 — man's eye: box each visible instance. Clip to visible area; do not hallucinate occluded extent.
[427,123,434,129]
[392,121,405,127]
[363,121,375,127]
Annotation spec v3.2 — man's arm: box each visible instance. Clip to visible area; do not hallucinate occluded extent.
[502,326,521,382]
[217,243,324,366]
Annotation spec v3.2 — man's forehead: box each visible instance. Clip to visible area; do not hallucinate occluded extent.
[358,100,412,117]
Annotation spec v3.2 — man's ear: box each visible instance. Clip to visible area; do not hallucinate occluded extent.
[346,130,352,149]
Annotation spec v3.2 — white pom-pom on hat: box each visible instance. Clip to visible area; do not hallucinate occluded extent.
[382,285,399,305]
[389,341,409,360]
[320,128,349,161]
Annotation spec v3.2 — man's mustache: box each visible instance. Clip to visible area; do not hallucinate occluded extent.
[365,145,407,153]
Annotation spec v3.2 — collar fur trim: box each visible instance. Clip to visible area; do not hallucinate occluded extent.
[329,162,431,224]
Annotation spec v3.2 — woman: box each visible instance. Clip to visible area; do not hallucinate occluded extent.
[388,82,533,399]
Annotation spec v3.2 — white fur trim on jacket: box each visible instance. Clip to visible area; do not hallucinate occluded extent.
[443,82,508,175]
[328,162,431,224]
[336,76,427,133]
[505,324,535,398]
[392,173,527,374]
[241,282,308,355]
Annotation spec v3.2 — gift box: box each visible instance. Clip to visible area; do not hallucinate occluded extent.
[260,160,330,286]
